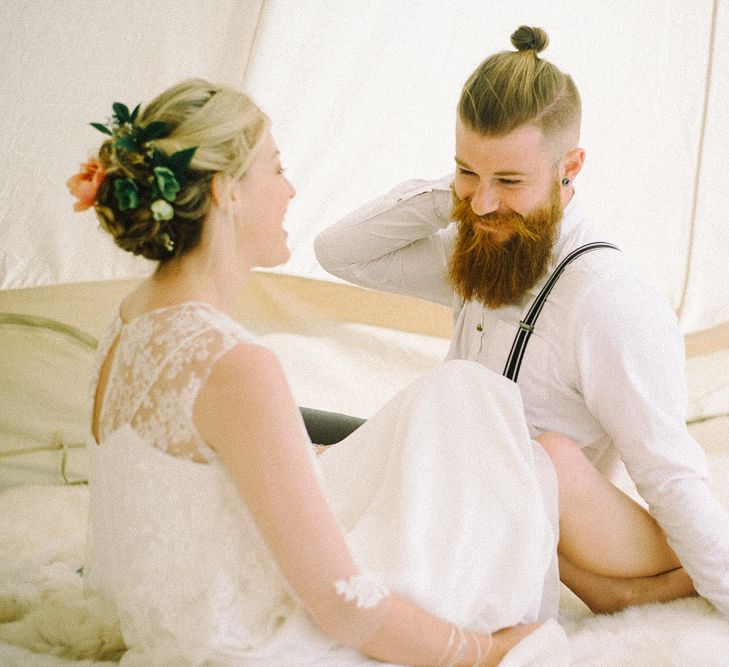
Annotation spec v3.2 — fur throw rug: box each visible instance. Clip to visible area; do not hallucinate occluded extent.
[1,482,728,666]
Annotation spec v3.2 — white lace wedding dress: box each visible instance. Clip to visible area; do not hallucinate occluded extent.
[85,302,567,666]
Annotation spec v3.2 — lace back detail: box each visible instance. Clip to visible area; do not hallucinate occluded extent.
[97,303,253,462]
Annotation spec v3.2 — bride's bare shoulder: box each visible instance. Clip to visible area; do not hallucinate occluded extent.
[196,340,292,416]
[194,340,301,457]
[210,341,285,389]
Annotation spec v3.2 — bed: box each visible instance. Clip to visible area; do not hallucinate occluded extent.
[1,274,728,665]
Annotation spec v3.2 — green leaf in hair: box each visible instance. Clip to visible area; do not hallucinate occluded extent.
[140,121,170,143]
[112,102,130,124]
[168,146,197,172]
[90,122,113,136]
[114,135,140,152]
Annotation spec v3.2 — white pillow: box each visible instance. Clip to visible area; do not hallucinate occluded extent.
[0,314,97,488]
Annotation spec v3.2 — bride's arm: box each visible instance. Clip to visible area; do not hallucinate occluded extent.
[193,342,533,666]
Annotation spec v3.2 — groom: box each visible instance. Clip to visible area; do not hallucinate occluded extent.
[313,26,729,615]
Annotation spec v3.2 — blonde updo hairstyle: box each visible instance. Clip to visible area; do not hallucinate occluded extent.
[95,79,269,261]
[458,26,581,152]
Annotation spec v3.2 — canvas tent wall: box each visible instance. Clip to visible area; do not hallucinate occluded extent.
[1,0,728,338]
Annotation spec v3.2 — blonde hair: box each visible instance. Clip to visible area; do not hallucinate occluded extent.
[95,79,269,261]
[458,26,580,149]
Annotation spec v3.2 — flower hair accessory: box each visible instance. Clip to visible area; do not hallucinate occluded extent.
[67,101,198,245]
[66,159,106,212]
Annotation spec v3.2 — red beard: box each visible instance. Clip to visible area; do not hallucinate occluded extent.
[448,181,563,308]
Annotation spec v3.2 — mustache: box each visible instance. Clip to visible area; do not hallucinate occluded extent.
[450,191,540,245]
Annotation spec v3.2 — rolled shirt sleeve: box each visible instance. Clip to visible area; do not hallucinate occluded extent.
[314,176,457,307]
[574,272,729,615]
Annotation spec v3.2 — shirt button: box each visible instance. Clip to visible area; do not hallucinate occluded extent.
[476,323,483,331]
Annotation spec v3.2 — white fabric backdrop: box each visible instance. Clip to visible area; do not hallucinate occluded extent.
[1,0,727,333]
[0,0,262,286]
[677,0,729,328]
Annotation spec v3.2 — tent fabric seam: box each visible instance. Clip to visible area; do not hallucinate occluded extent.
[677,0,719,322]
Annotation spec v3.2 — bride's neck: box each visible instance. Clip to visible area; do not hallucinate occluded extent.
[119,249,248,319]
[129,206,253,316]
[152,254,247,314]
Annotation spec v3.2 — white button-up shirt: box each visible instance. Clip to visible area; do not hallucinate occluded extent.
[315,176,729,616]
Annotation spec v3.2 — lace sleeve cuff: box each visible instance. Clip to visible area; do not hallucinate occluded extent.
[333,573,391,609]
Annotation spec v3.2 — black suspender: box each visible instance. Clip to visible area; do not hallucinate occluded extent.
[502,242,620,383]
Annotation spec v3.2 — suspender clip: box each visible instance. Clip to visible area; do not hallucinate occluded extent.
[518,321,534,333]
[504,242,619,382]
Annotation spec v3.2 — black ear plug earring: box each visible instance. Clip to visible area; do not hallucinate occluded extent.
[561,177,571,186]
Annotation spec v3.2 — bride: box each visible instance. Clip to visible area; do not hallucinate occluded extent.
[68,79,669,665]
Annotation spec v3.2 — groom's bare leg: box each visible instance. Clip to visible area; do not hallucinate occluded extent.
[558,555,695,614]
[536,432,697,613]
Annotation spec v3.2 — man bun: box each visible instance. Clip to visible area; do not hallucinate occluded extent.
[458,25,579,145]
[510,26,549,54]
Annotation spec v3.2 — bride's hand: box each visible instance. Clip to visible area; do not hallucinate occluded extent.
[487,622,542,665]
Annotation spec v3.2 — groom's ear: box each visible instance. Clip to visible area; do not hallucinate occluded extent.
[559,147,585,183]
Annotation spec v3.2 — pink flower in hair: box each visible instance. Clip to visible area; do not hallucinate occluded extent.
[67,159,106,211]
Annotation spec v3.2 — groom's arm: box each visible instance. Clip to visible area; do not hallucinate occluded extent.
[314,176,456,307]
